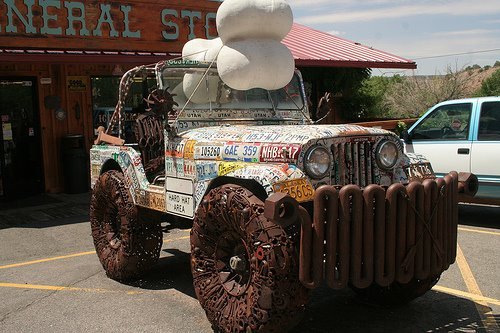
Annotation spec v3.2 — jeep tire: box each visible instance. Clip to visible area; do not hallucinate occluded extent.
[190,184,308,333]
[90,170,163,281]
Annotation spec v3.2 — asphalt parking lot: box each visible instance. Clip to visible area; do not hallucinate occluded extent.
[0,193,499,333]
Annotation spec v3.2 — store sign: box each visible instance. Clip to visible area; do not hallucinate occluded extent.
[0,0,220,53]
[67,76,87,91]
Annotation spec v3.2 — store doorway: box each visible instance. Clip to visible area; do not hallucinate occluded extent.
[0,78,43,200]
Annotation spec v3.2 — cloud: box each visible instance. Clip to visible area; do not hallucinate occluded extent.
[484,19,500,24]
[328,30,344,36]
[295,0,500,24]
[288,0,396,7]
[432,29,500,37]
[374,33,500,60]
[287,0,332,6]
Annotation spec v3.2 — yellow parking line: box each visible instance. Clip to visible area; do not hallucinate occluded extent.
[0,282,142,295]
[456,244,499,331]
[0,251,96,270]
[0,231,191,270]
[3,281,499,308]
[164,235,190,242]
[433,285,500,307]
[458,227,500,236]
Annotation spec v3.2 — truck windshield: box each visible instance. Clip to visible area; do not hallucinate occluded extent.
[159,65,306,115]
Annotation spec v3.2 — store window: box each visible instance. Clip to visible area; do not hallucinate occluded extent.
[91,76,156,142]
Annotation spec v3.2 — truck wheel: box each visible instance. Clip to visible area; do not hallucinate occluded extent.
[190,184,308,333]
[351,275,440,306]
[90,170,163,281]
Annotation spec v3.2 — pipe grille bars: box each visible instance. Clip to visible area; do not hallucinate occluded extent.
[295,172,459,290]
[331,141,375,187]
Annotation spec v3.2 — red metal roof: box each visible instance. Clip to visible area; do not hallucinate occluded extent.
[284,23,416,69]
[0,23,416,69]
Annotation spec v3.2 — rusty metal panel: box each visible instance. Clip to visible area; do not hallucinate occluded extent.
[293,172,460,290]
[331,140,374,187]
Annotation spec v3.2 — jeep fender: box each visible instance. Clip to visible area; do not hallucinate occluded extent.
[90,146,150,202]
[396,152,435,183]
[193,163,312,213]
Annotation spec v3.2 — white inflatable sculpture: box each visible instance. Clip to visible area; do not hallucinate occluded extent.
[181,0,295,98]
[217,0,294,90]
[180,38,222,104]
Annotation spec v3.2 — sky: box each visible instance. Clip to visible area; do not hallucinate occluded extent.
[288,0,500,76]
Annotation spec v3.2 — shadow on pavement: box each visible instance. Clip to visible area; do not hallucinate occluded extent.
[459,203,500,229]
[0,193,62,210]
[123,248,198,299]
[292,285,495,332]
[0,192,90,230]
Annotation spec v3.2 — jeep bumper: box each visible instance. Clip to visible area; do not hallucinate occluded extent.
[264,171,477,289]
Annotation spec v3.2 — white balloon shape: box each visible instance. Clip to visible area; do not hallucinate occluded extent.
[183,74,220,104]
[217,40,294,90]
[217,0,293,42]
[182,37,223,62]
[181,38,223,103]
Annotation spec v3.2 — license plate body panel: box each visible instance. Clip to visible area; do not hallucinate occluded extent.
[272,178,315,202]
[405,162,435,182]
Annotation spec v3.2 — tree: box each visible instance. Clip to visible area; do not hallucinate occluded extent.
[478,68,500,96]
[350,75,402,119]
[381,65,477,118]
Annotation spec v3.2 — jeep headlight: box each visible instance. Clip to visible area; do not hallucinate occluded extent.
[376,140,399,170]
[304,146,331,179]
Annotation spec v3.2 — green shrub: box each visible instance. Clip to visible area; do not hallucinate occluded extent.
[479,68,500,96]
[395,121,408,136]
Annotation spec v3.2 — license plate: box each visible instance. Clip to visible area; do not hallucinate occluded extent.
[405,162,435,181]
[272,178,315,202]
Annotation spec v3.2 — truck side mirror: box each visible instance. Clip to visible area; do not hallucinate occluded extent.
[400,129,411,143]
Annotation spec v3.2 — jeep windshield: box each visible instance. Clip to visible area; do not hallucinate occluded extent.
[157,61,311,125]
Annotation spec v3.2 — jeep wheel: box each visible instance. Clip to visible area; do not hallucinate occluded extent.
[90,170,163,281]
[190,184,308,333]
[351,275,440,306]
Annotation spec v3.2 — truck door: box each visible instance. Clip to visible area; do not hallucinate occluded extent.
[405,102,473,177]
[471,100,500,198]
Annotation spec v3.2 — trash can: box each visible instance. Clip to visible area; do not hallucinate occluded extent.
[61,134,88,194]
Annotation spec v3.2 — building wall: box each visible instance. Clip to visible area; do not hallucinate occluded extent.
[0,0,220,195]
[0,62,131,193]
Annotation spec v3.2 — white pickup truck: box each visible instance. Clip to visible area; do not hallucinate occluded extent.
[403,97,499,202]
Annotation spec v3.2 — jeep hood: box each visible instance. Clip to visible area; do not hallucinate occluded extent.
[179,124,394,144]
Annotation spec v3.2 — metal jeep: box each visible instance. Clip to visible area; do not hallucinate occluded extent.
[89,60,477,332]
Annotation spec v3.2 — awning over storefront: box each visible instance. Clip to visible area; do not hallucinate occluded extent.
[0,49,175,65]
[0,23,416,69]
[284,23,417,69]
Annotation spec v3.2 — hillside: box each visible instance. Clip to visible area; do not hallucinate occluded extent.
[461,66,499,95]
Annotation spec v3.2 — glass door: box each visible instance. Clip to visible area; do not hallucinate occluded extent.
[0,78,43,200]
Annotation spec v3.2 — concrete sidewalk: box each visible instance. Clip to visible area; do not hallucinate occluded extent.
[0,192,90,228]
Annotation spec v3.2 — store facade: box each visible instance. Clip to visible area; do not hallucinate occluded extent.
[0,0,415,199]
[0,0,222,198]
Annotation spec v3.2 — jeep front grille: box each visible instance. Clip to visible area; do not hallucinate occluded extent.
[331,140,377,187]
